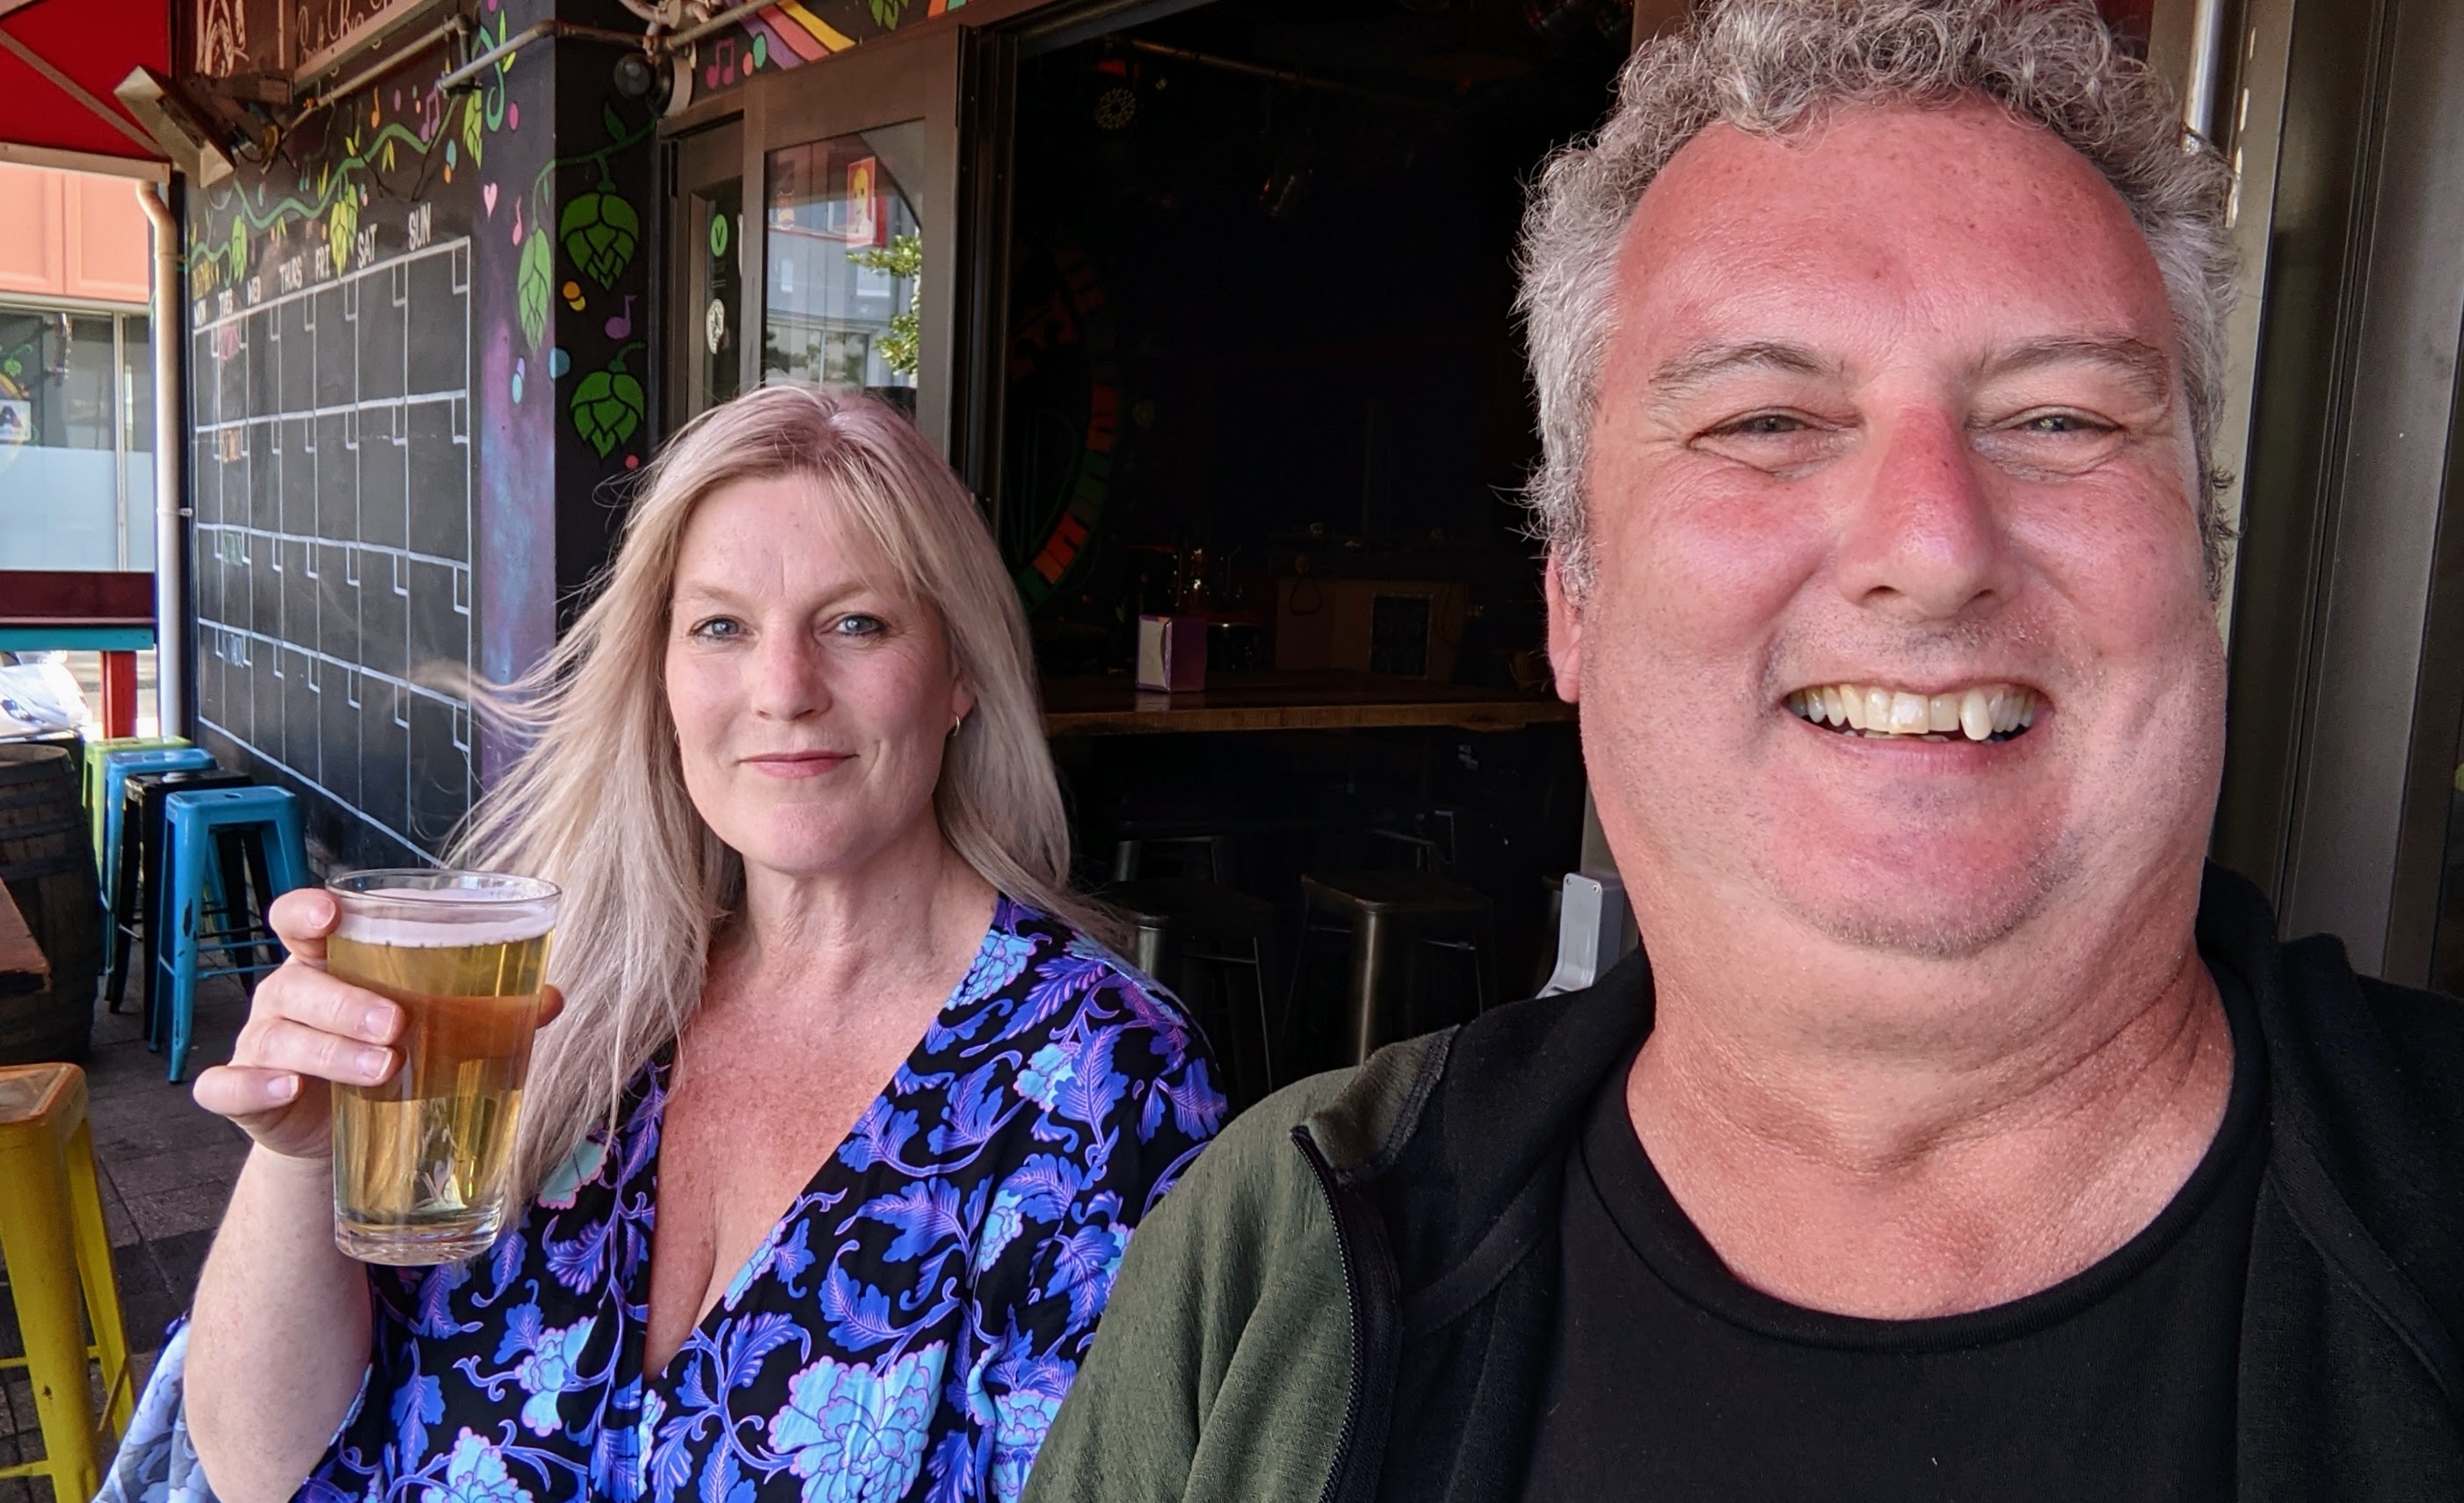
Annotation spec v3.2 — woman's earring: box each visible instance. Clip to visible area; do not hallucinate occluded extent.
[949,712,964,738]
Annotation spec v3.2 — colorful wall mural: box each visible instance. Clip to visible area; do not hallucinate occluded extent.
[683,0,977,98]
[180,0,655,868]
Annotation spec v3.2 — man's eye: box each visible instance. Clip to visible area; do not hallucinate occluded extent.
[687,616,743,640]
[2018,412,2111,435]
[1721,413,1808,436]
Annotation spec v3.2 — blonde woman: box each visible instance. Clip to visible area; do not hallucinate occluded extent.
[106,387,1225,1503]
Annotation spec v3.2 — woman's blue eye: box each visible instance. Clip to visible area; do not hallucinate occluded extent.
[834,614,885,637]
[689,616,743,640]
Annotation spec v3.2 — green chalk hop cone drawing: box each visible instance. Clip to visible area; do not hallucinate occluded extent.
[571,345,645,458]
[329,195,359,270]
[561,181,639,289]
[518,222,553,352]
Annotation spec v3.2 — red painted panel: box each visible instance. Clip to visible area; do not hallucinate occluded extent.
[0,570,156,623]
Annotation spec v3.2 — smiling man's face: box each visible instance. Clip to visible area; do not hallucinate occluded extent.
[1549,99,2227,961]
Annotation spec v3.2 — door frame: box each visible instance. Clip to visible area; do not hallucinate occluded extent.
[659,24,970,457]
[660,116,744,437]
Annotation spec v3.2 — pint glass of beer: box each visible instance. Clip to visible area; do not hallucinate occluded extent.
[323,869,560,1265]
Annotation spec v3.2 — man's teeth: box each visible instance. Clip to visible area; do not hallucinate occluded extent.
[1784,684,2039,743]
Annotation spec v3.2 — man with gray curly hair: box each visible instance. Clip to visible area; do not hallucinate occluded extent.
[1026,2,2463,1499]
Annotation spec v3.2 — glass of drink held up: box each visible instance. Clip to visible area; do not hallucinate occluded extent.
[323,869,560,1265]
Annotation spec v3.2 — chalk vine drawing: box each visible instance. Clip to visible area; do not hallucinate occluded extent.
[189,1,655,461]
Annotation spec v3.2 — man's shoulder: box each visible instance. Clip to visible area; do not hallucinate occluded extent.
[1196,1021,1457,1187]
[2345,966,2464,1136]
[2268,926,2464,1122]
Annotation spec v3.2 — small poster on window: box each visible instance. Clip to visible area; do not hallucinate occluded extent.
[846,156,881,248]
[0,398,29,445]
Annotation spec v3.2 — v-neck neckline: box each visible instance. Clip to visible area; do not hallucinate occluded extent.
[629,894,1020,1393]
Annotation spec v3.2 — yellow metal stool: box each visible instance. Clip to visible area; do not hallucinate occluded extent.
[0,1063,134,1498]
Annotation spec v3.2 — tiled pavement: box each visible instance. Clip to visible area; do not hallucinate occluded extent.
[0,973,253,1500]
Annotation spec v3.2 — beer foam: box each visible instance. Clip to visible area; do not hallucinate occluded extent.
[333,890,555,948]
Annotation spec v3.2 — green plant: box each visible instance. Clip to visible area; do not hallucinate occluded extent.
[847,232,922,377]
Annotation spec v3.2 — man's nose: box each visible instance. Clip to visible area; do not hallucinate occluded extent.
[1832,410,2013,621]
[747,633,831,721]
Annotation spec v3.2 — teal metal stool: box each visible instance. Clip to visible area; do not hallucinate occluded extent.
[94,748,215,980]
[155,788,309,1081]
[79,736,188,859]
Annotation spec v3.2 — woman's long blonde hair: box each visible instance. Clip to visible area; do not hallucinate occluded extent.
[454,384,1099,1199]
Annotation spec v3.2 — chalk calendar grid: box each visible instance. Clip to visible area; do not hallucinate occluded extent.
[190,236,477,860]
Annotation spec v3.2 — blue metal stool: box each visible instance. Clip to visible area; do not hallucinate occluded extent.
[80,736,188,860]
[94,748,215,939]
[155,788,310,1081]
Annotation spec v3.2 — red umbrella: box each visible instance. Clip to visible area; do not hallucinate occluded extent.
[0,1,171,171]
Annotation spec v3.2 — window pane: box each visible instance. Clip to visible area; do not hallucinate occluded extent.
[763,126,923,413]
[123,315,156,571]
[123,315,153,451]
[0,309,124,568]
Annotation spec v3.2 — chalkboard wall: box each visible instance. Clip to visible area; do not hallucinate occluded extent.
[182,0,654,870]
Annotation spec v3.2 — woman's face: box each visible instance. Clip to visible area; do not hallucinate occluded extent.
[664,474,972,882]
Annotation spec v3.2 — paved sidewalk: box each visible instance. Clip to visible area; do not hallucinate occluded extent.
[0,973,252,1499]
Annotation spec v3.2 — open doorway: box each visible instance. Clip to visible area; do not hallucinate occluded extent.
[1000,0,1630,1078]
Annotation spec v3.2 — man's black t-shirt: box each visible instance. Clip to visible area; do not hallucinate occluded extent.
[1520,967,2267,1501]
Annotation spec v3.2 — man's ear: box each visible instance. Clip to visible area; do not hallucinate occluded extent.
[1545,552,1582,705]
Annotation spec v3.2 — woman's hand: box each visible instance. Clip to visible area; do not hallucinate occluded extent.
[192,889,563,1161]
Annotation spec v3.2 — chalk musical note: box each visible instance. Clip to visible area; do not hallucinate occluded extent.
[604,294,636,340]
[706,37,735,92]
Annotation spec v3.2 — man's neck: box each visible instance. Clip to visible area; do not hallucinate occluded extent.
[1624,905,2235,1320]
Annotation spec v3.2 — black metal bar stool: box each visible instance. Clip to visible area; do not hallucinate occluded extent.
[105,767,258,1028]
[1103,878,1280,1110]
[1294,870,1497,1065]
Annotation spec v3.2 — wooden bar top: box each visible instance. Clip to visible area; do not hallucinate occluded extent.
[1041,672,1575,737]
[0,884,48,993]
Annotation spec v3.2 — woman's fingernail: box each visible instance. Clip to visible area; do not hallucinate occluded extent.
[355,1048,389,1080]
[363,1006,392,1038]
[270,1073,300,1102]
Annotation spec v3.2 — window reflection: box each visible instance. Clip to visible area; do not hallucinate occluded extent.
[0,307,153,570]
[764,127,923,412]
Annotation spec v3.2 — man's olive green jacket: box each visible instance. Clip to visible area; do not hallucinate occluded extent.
[1022,866,2464,1502]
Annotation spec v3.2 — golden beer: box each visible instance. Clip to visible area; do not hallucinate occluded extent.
[324,871,559,1265]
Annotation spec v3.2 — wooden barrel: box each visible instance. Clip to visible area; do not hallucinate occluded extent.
[0,744,99,1063]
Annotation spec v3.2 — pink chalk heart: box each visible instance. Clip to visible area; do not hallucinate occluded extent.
[483,183,498,216]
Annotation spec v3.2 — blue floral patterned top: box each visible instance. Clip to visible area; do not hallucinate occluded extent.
[103,897,1225,1503]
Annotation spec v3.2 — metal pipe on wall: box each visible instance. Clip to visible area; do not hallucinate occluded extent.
[2182,0,2229,139]
[139,180,185,738]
